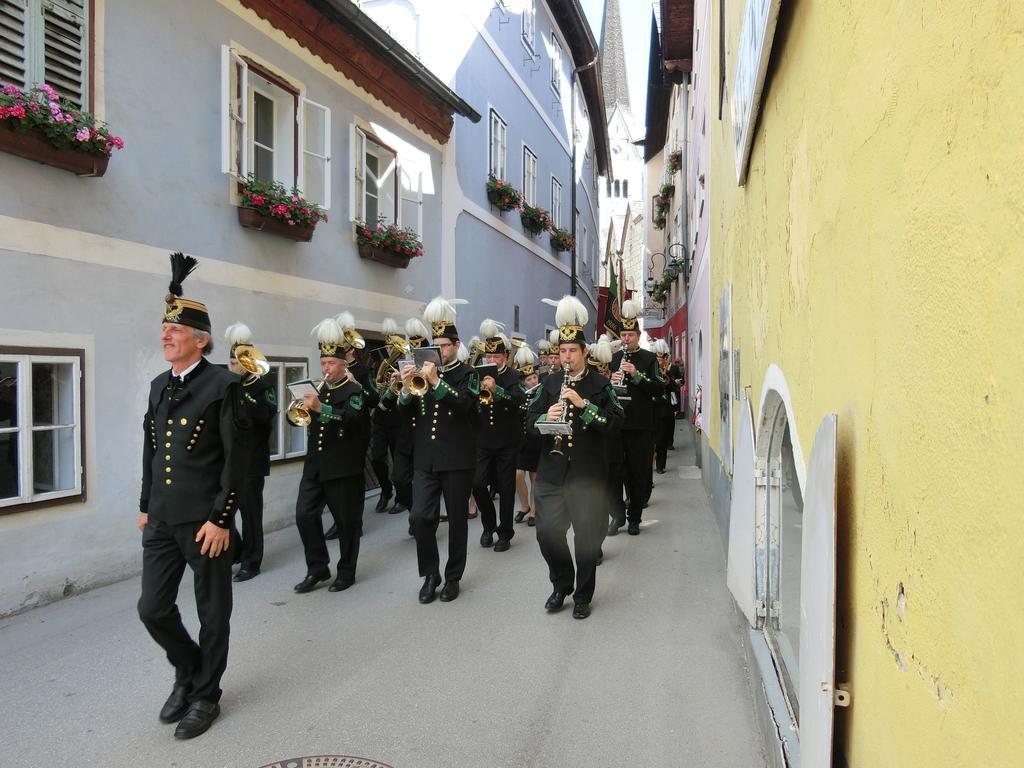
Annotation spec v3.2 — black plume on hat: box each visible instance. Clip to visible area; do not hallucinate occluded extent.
[166,251,199,304]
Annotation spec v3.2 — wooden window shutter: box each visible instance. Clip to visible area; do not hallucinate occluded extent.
[0,0,29,89]
[40,0,87,109]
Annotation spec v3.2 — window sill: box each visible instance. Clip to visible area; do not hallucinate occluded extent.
[0,126,110,177]
[237,207,316,242]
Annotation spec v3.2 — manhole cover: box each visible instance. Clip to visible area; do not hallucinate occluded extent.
[258,758,393,768]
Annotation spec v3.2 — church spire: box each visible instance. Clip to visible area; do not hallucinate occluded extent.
[600,0,630,118]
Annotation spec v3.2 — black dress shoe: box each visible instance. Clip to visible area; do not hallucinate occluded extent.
[480,530,494,548]
[607,519,624,536]
[232,568,259,583]
[293,572,330,593]
[418,574,442,603]
[544,590,572,611]
[375,493,392,513]
[159,683,190,723]
[328,576,354,592]
[628,523,640,536]
[527,516,536,527]
[389,502,407,515]
[174,700,220,740]
[514,510,527,523]
[325,523,338,540]
[572,602,592,620]
[493,538,511,552]
[439,580,460,602]
[656,467,666,474]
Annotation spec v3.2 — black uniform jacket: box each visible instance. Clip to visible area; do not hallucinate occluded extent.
[611,348,665,431]
[140,358,251,529]
[398,360,479,472]
[528,367,624,484]
[240,374,277,477]
[372,377,404,431]
[349,359,380,409]
[303,378,370,481]
[477,364,525,450]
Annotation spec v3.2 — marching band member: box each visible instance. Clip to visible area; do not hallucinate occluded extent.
[369,319,405,514]
[652,339,675,475]
[399,298,479,604]
[588,334,620,564]
[608,300,664,536]
[514,343,541,526]
[528,296,623,620]
[138,253,251,739]
[472,320,525,552]
[225,322,277,582]
[293,317,371,594]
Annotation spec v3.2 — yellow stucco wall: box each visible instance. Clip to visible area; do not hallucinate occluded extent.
[709,1,1023,764]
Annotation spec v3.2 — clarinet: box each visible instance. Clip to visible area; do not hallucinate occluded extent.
[550,363,572,456]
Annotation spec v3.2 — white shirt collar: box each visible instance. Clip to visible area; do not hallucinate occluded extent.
[172,358,202,382]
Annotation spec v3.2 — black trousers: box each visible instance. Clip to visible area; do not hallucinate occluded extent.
[391,439,414,509]
[622,430,654,523]
[295,471,364,580]
[138,518,232,704]
[535,478,605,605]
[472,444,518,541]
[655,416,674,471]
[606,459,625,526]
[235,474,265,571]
[370,422,401,501]
[410,467,473,582]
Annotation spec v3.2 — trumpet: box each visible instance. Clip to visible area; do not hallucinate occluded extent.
[479,388,493,405]
[233,344,270,385]
[404,367,430,397]
[285,378,326,427]
[375,335,411,396]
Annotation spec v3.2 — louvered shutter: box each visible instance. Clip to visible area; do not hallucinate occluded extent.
[40,0,87,109]
[0,0,28,89]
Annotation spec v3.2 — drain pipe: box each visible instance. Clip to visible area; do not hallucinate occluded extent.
[570,52,599,296]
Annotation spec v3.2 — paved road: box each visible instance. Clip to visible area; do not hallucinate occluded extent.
[0,422,765,768]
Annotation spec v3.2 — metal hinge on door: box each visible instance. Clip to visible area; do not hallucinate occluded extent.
[821,682,852,707]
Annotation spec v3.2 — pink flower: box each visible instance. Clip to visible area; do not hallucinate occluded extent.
[251,194,265,206]
[75,126,90,141]
[2,84,20,95]
[109,136,124,149]
[38,83,58,99]
[291,196,299,202]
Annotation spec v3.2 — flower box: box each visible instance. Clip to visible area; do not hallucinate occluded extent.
[550,227,575,252]
[237,206,316,241]
[486,174,521,212]
[358,243,412,269]
[520,203,552,235]
[0,124,109,176]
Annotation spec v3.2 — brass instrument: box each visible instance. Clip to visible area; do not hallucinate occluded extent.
[404,368,429,397]
[344,327,366,349]
[479,388,493,405]
[285,378,326,427]
[375,335,411,396]
[233,344,270,385]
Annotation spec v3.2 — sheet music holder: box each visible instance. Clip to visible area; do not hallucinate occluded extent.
[286,379,322,399]
[411,346,443,369]
[536,419,572,436]
[474,363,499,380]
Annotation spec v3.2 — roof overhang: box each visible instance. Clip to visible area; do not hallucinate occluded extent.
[643,12,671,161]
[239,0,480,144]
[660,0,695,75]
[547,0,612,176]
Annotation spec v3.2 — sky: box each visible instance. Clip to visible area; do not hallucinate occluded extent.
[579,0,652,133]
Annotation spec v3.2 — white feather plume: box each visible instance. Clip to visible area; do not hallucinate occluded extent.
[593,335,614,364]
[382,318,399,336]
[514,344,536,367]
[423,297,460,324]
[456,341,469,363]
[479,318,505,339]
[554,295,588,328]
[540,297,560,308]
[610,338,624,353]
[224,322,253,347]
[549,328,560,347]
[405,318,430,339]
[311,318,344,344]
[537,339,550,352]
[335,311,356,331]
[653,338,670,355]
[621,298,641,320]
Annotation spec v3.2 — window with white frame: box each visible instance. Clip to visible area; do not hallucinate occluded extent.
[0,0,90,109]
[264,359,308,461]
[399,165,424,233]
[521,0,536,52]
[522,145,537,206]
[488,108,506,179]
[550,32,562,96]
[220,46,331,207]
[0,349,83,509]
[351,126,398,224]
[550,177,562,227]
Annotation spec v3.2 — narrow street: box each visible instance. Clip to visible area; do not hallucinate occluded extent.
[0,422,763,768]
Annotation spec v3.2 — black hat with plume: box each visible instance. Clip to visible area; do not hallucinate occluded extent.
[163,252,211,332]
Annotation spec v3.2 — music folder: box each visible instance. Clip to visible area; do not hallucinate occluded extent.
[411,346,443,369]
[474,363,499,380]
[286,379,321,399]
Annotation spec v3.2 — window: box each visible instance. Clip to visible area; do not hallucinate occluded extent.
[488,108,506,179]
[265,359,308,461]
[0,348,83,510]
[399,165,424,234]
[614,180,620,197]
[521,0,535,52]
[622,180,629,198]
[0,0,89,109]
[522,145,537,206]
[351,126,397,224]
[606,178,612,197]
[550,177,562,227]
[549,33,562,96]
[581,223,588,266]
[220,46,331,207]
